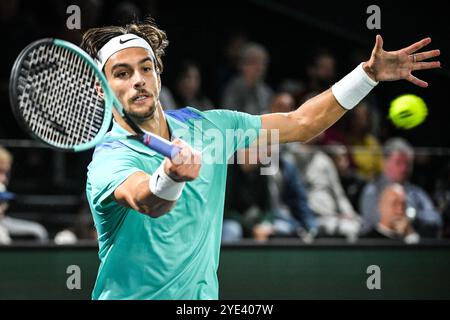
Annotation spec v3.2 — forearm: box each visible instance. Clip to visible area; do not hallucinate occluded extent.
[261,64,378,143]
[288,89,347,142]
[115,172,176,218]
[114,141,200,218]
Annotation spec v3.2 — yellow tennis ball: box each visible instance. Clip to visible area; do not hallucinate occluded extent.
[388,94,428,129]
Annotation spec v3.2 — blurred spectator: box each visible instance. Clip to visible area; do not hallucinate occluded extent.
[173,60,213,110]
[434,162,450,238]
[328,144,366,211]
[0,146,48,243]
[223,145,318,243]
[287,141,361,241]
[269,92,296,113]
[296,50,344,145]
[343,100,383,180]
[0,148,12,187]
[159,85,177,110]
[268,157,319,242]
[0,183,14,244]
[359,138,442,237]
[223,149,274,242]
[298,48,337,102]
[221,42,273,114]
[363,184,420,244]
[54,194,97,244]
[216,31,248,100]
[267,92,318,241]
[277,79,305,106]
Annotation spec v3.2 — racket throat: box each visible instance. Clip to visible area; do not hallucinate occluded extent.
[127,134,147,144]
[122,113,145,134]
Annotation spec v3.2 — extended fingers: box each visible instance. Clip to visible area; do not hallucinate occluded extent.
[414,49,440,62]
[412,61,441,71]
[404,37,432,54]
[406,73,428,88]
[372,34,384,53]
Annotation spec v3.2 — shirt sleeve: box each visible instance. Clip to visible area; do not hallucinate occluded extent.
[203,109,262,151]
[87,144,145,212]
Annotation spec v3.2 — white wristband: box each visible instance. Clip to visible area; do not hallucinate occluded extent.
[149,162,185,201]
[331,63,379,110]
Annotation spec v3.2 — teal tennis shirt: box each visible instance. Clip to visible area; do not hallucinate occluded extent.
[86,107,261,299]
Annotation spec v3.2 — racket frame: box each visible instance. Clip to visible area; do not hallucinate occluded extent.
[10,38,178,158]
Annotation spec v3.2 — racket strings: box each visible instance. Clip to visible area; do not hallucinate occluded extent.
[16,43,105,148]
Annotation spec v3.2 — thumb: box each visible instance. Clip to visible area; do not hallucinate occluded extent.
[373,34,384,53]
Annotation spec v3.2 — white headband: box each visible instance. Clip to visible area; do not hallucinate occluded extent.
[96,34,156,71]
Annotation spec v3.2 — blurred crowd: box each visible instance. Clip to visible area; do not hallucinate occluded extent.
[0,0,449,245]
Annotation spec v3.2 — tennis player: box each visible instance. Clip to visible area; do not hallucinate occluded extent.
[82,20,440,299]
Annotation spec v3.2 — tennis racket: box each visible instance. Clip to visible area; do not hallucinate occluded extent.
[9,38,180,158]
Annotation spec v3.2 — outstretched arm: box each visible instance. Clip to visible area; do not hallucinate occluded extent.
[261,35,441,143]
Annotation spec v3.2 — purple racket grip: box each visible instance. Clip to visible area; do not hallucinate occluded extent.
[143,133,180,159]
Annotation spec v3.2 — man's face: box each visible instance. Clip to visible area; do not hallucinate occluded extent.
[0,159,11,186]
[314,55,335,82]
[241,52,267,83]
[104,47,161,121]
[379,188,407,227]
[178,66,201,98]
[270,93,295,113]
[384,151,412,183]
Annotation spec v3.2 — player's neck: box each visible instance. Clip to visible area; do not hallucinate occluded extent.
[139,104,170,140]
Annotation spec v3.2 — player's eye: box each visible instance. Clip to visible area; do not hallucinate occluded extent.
[115,71,129,79]
[143,66,153,72]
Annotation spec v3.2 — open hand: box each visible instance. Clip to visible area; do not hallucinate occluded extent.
[363,35,441,87]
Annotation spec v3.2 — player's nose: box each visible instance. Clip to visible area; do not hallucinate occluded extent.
[132,71,146,89]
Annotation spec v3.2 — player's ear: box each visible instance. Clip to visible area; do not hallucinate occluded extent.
[95,81,105,99]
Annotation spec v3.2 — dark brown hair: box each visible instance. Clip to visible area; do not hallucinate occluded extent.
[80,18,169,73]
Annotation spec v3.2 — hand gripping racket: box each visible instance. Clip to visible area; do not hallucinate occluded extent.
[9,38,180,158]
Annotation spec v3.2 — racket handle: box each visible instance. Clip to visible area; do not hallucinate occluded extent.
[143,133,180,159]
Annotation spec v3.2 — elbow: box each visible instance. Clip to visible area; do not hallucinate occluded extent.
[145,210,169,219]
[140,207,168,218]
[145,210,167,219]
[300,134,314,144]
[290,114,318,143]
[137,201,175,218]
[298,121,328,144]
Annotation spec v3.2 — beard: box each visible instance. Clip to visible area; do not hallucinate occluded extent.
[125,98,157,123]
